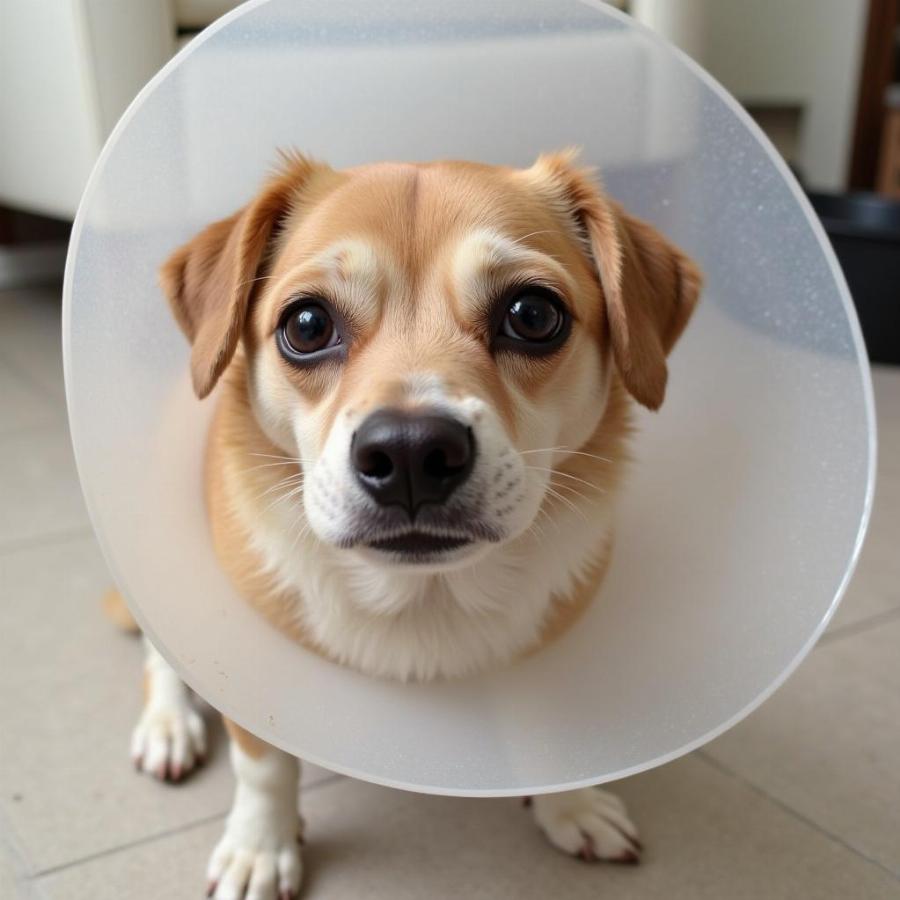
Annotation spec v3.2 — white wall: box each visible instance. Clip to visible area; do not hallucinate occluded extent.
[0,1,101,217]
[633,0,869,191]
[0,0,174,219]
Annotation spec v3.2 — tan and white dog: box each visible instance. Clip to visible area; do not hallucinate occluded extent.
[107,150,700,899]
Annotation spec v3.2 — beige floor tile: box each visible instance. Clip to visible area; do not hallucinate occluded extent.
[0,286,66,405]
[827,366,900,633]
[0,359,62,436]
[0,427,91,547]
[0,851,14,898]
[705,618,900,876]
[0,536,335,875]
[34,754,900,900]
[0,842,30,900]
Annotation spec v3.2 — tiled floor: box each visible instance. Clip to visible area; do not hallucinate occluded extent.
[1,284,898,899]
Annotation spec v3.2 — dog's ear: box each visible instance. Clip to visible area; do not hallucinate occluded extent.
[526,150,702,410]
[160,153,326,399]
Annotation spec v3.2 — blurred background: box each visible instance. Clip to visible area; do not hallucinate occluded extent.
[0,3,897,900]
[2,0,898,361]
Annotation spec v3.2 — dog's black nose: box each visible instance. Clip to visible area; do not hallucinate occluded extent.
[351,409,475,516]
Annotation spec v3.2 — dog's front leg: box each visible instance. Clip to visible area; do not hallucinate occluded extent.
[131,637,207,781]
[208,720,304,900]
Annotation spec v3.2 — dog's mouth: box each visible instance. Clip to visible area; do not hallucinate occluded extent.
[339,518,502,566]
[365,531,473,559]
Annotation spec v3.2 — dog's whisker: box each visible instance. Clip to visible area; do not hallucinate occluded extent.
[255,470,305,486]
[254,475,301,500]
[548,479,598,508]
[533,503,562,535]
[515,229,557,242]
[287,515,313,554]
[244,467,304,489]
[243,460,305,473]
[541,495,562,534]
[555,449,613,464]
[493,231,566,265]
[254,474,305,502]
[506,231,565,260]
[544,485,590,523]
[520,446,612,464]
[519,445,569,456]
[524,465,604,493]
[259,482,306,517]
[247,452,316,463]
[235,273,278,290]
[525,514,547,541]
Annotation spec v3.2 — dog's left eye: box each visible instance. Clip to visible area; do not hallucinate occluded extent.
[496,289,569,351]
[277,300,342,363]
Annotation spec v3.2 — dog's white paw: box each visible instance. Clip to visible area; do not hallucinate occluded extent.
[531,787,642,863]
[130,700,207,782]
[207,811,304,900]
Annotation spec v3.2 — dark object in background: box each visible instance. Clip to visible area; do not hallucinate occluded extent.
[0,207,71,245]
[809,191,900,365]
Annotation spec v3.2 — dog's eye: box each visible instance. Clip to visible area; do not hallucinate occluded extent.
[277,301,341,361]
[498,289,568,347]
[285,305,333,352]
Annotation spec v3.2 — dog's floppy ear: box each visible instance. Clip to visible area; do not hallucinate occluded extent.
[160,153,325,399]
[527,150,702,410]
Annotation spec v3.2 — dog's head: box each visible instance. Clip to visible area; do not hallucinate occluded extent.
[162,151,699,574]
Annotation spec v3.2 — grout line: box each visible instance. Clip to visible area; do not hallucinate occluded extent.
[0,526,96,558]
[0,801,40,896]
[27,773,344,881]
[817,605,900,647]
[28,811,229,880]
[0,783,54,898]
[695,750,900,883]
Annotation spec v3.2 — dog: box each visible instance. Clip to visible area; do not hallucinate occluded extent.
[106,149,700,899]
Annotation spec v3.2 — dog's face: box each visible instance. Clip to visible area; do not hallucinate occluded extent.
[162,152,699,576]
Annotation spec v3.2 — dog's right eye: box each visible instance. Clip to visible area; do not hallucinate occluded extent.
[277,300,342,363]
